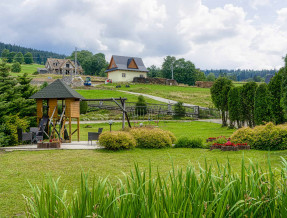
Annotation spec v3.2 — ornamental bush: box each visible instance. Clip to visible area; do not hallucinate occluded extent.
[99,131,136,150]
[231,122,287,150]
[174,137,203,148]
[130,128,173,148]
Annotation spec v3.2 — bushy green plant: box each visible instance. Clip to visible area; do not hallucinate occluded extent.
[0,114,29,147]
[231,122,287,150]
[135,95,147,116]
[174,137,203,148]
[80,101,88,114]
[11,62,21,72]
[99,131,136,150]
[130,128,173,148]
[24,158,287,217]
[173,101,186,118]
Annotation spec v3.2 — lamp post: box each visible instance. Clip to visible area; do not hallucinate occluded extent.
[108,120,114,132]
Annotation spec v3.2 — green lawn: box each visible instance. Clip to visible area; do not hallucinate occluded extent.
[74,121,234,141]
[77,89,164,104]
[8,63,45,77]
[1,121,287,216]
[99,83,213,107]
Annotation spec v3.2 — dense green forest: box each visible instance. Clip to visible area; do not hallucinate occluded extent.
[0,42,66,64]
[203,69,277,81]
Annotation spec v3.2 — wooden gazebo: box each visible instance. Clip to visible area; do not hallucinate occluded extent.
[30,79,84,142]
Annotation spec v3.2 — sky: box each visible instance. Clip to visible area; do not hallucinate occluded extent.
[0,0,287,70]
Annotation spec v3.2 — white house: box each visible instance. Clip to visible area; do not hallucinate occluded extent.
[105,55,148,82]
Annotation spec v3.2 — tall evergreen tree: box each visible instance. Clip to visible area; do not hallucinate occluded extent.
[228,87,241,128]
[13,52,24,64]
[210,77,233,126]
[268,70,285,124]
[281,54,287,119]
[254,84,272,125]
[241,82,257,127]
[24,52,33,64]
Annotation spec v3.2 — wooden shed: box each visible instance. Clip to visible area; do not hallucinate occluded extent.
[30,79,84,142]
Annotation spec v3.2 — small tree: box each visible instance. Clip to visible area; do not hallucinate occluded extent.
[80,101,88,114]
[254,84,272,125]
[1,49,9,61]
[206,73,215,81]
[13,52,24,64]
[24,52,33,64]
[40,82,48,90]
[173,101,186,118]
[210,77,233,126]
[11,62,21,73]
[135,95,147,116]
[7,52,16,63]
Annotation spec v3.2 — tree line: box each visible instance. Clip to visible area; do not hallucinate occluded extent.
[0,42,66,64]
[204,69,277,82]
[211,55,287,127]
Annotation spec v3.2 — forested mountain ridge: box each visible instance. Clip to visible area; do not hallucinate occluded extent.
[0,42,66,64]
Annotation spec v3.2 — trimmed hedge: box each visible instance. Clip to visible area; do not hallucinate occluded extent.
[174,137,203,148]
[99,131,136,150]
[231,122,287,150]
[130,128,174,148]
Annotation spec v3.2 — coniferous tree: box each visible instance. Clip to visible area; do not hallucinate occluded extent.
[281,55,287,119]
[135,95,147,116]
[11,62,21,72]
[241,82,257,127]
[1,49,9,60]
[7,52,16,63]
[254,84,272,125]
[268,70,285,124]
[228,87,241,128]
[210,77,233,126]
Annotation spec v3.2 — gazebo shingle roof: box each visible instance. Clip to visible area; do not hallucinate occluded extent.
[30,79,85,99]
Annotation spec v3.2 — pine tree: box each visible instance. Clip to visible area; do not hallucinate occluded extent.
[11,62,21,72]
[1,49,9,60]
[254,84,272,125]
[135,95,147,116]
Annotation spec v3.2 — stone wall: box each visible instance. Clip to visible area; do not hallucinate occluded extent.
[195,81,214,88]
[133,77,178,86]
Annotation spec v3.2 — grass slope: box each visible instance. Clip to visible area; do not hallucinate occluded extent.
[99,84,213,107]
[8,63,45,77]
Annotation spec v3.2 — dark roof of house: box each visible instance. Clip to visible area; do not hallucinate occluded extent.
[105,55,149,73]
[30,79,85,99]
[265,74,274,84]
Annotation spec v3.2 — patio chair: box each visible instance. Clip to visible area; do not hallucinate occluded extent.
[88,128,103,145]
[17,128,33,144]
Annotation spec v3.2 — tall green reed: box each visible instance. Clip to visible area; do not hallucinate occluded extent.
[24,157,287,217]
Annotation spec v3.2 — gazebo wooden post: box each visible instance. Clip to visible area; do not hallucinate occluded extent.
[77,118,80,142]
[69,116,72,143]
[122,98,125,129]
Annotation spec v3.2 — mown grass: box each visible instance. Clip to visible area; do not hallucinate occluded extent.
[77,89,163,104]
[74,121,235,141]
[7,63,45,77]
[2,149,287,216]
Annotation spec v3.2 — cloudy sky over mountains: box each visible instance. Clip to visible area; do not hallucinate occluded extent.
[1,0,287,69]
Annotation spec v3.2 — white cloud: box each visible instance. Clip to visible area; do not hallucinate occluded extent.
[0,0,286,69]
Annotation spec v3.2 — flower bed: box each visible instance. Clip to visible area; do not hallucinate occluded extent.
[210,141,249,151]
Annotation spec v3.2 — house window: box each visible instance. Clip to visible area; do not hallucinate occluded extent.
[140,74,144,78]
[122,73,126,78]
[66,64,69,68]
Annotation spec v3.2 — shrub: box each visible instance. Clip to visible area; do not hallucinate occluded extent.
[33,71,39,75]
[135,95,147,116]
[99,131,136,150]
[166,130,176,144]
[231,122,287,150]
[80,101,88,114]
[11,62,21,72]
[130,128,173,148]
[174,137,203,148]
[173,101,186,118]
[40,82,48,89]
